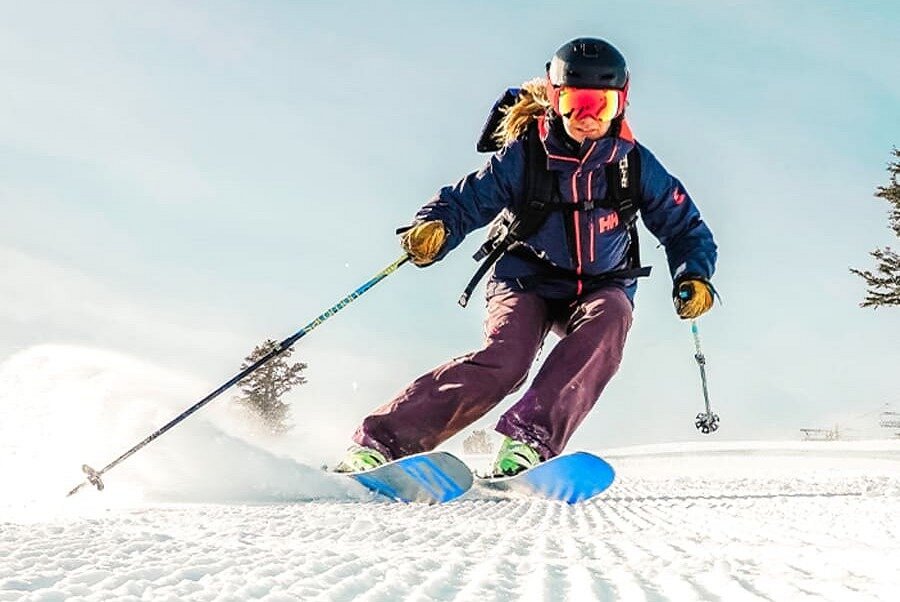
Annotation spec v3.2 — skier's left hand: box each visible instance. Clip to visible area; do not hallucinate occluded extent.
[673,278,714,319]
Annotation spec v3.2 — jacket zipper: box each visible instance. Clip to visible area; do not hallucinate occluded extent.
[571,169,583,296]
[588,170,595,263]
[571,141,598,296]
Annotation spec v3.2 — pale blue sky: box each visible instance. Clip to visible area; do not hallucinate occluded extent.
[2,1,899,455]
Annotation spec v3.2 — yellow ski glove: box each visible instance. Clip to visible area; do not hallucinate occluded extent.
[400,220,446,266]
[674,279,714,320]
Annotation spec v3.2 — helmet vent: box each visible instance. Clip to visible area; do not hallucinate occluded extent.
[580,42,601,58]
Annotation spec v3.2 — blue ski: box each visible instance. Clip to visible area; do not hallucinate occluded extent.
[345,451,473,504]
[477,451,615,504]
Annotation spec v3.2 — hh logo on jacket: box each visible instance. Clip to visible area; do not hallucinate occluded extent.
[598,212,619,233]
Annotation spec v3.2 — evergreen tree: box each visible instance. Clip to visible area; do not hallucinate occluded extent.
[852,148,900,307]
[462,429,494,455]
[235,339,307,434]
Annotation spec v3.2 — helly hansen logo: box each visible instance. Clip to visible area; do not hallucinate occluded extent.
[673,189,686,205]
[598,212,619,233]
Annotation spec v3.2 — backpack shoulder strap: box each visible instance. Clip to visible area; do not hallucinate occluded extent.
[603,145,646,271]
[508,121,558,239]
[604,146,642,223]
[459,122,557,307]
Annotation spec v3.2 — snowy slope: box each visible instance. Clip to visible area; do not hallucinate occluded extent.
[2,441,898,601]
[1,347,899,600]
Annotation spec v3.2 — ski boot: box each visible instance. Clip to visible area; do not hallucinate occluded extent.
[492,437,542,477]
[333,445,387,473]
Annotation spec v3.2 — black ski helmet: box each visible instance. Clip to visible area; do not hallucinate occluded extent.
[547,37,629,90]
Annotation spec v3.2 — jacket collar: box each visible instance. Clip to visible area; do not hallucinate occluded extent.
[538,115,635,172]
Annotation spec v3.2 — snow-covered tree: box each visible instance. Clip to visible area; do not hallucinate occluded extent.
[234,339,307,434]
[462,429,494,454]
[852,148,900,307]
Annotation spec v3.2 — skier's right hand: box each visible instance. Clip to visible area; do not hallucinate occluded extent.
[400,220,446,266]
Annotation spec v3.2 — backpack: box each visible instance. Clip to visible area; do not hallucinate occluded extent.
[458,88,651,307]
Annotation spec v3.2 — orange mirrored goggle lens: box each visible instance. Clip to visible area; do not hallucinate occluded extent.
[557,87,622,121]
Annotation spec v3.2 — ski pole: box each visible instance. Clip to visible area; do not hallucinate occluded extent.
[66,253,410,497]
[689,319,719,434]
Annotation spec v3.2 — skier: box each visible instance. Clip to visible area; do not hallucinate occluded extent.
[336,37,718,476]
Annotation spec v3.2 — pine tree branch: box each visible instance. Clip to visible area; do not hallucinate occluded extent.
[852,148,900,308]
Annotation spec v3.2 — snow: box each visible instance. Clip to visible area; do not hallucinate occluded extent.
[3,443,898,601]
[2,346,899,600]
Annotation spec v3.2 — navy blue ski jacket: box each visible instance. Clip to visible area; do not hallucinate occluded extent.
[416,116,718,302]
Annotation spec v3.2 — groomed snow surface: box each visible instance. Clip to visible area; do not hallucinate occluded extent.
[2,347,899,601]
[1,441,897,601]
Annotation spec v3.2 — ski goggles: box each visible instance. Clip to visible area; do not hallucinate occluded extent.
[551,86,625,121]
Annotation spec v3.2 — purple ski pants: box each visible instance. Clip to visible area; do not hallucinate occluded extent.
[353,287,633,460]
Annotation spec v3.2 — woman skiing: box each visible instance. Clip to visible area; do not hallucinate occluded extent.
[336,37,718,476]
